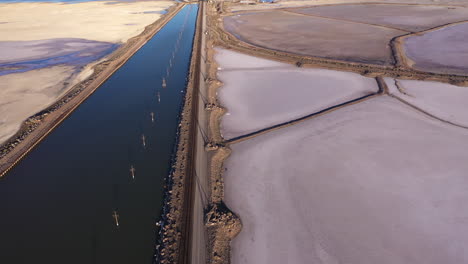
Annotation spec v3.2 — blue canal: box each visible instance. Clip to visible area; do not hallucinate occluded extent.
[0,4,198,264]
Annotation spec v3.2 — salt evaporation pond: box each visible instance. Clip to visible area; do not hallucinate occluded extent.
[385,78,468,127]
[402,22,468,75]
[293,4,468,32]
[224,96,468,264]
[224,10,405,65]
[215,48,379,140]
[0,4,198,264]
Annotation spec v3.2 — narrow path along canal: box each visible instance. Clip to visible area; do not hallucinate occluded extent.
[0,4,198,264]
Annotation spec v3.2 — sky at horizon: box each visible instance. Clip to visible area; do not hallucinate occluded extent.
[0,0,161,3]
[0,0,103,2]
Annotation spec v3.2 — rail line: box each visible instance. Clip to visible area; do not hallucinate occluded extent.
[180,1,204,263]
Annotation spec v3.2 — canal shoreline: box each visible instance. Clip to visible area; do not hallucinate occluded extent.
[0,2,185,178]
[155,3,203,263]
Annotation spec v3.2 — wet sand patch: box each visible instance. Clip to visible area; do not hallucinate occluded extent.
[0,38,118,75]
[0,65,80,144]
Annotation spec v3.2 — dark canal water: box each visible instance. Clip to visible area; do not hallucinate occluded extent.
[0,4,198,264]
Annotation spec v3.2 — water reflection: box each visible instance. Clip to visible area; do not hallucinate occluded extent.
[0,5,198,264]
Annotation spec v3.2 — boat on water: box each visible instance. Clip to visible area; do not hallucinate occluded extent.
[162,78,166,88]
[112,211,120,227]
[130,165,135,179]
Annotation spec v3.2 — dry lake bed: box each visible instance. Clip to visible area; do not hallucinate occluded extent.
[213,1,468,259]
[0,0,174,145]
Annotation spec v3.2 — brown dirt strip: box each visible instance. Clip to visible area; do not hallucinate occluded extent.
[198,2,468,264]
[200,3,468,264]
[212,3,468,87]
[155,3,203,264]
[181,2,203,263]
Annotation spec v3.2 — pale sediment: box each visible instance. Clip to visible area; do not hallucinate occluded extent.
[212,1,468,86]
[0,3,184,178]
[202,1,468,264]
[0,1,174,43]
[0,1,176,148]
[398,21,468,75]
[223,96,468,264]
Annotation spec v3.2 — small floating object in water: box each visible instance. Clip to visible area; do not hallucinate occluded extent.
[130,165,135,179]
[112,210,120,227]
[141,134,146,148]
[162,78,166,88]
[155,221,162,227]
[150,112,155,123]
[157,92,161,103]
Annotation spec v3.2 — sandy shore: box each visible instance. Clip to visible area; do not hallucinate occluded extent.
[0,0,175,148]
[0,1,174,43]
[0,65,78,144]
[0,2,183,177]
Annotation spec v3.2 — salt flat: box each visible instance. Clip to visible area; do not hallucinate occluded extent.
[402,22,468,75]
[215,48,285,70]
[0,65,90,144]
[224,10,404,65]
[0,1,174,43]
[292,4,468,32]
[228,0,468,12]
[215,48,379,139]
[0,0,174,145]
[385,78,468,127]
[224,96,468,264]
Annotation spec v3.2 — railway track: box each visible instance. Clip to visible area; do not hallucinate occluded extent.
[179,1,205,263]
